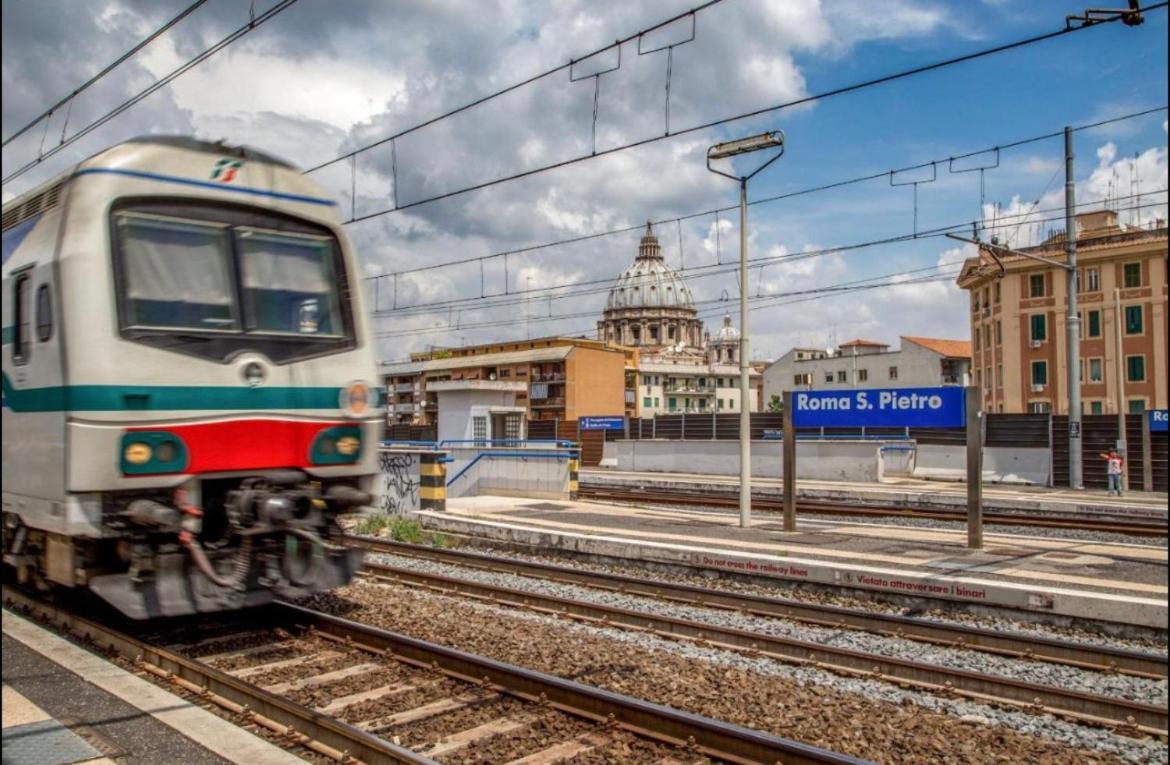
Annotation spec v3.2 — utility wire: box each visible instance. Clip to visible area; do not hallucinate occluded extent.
[369,189,1166,317]
[1,0,301,185]
[360,105,1168,286]
[340,5,1167,226]
[1,0,210,147]
[303,0,729,175]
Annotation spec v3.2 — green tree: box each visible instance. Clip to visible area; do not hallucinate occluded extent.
[766,394,783,413]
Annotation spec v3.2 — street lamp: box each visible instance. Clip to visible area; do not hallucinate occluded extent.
[707,129,785,529]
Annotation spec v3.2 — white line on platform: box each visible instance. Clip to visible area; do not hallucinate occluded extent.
[1,610,304,765]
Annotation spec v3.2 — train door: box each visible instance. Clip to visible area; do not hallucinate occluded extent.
[2,261,68,519]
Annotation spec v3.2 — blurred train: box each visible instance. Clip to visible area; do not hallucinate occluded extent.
[2,136,381,618]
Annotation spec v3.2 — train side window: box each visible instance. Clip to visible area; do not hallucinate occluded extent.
[12,273,31,363]
[36,284,53,342]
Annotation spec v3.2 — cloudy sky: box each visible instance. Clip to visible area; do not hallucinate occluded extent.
[3,0,1167,362]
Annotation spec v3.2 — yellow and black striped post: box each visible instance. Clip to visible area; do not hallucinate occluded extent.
[420,451,447,511]
[568,447,580,500]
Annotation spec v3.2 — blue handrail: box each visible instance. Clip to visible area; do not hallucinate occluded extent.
[439,439,575,448]
[447,449,574,486]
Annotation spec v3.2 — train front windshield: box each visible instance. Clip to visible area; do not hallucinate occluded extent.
[112,206,355,362]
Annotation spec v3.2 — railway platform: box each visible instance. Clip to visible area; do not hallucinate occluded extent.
[416,494,1168,632]
[1,609,302,765]
[582,468,1170,522]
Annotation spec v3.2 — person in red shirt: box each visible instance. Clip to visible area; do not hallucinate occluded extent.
[1099,449,1124,496]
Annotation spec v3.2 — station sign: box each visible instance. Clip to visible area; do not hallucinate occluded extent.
[790,387,966,429]
[1149,409,1168,433]
[580,415,625,431]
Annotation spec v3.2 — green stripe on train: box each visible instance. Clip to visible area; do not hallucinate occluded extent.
[2,373,347,413]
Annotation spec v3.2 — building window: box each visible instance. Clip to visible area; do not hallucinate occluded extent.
[1085,267,1099,292]
[1128,399,1146,414]
[668,397,677,411]
[654,397,660,408]
[824,373,833,383]
[972,293,980,312]
[1088,358,1103,383]
[643,397,652,408]
[984,367,990,388]
[983,325,991,347]
[729,399,735,410]
[717,399,724,409]
[1029,401,1051,413]
[1090,401,1103,414]
[982,287,990,309]
[1031,360,1047,386]
[1029,273,1045,297]
[1126,355,1145,382]
[995,320,1001,345]
[993,282,1000,303]
[1123,262,1142,288]
[504,413,522,440]
[974,331,981,351]
[836,370,847,383]
[1086,310,1101,338]
[1030,314,1046,342]
[1124,305,1143,334]
[975,368,982,387]
[888,366,898,380]
[472,416,488,444]
[996,364,1003,386]
[857,369,868,382]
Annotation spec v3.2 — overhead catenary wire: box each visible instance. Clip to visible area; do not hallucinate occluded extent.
[370,194,1163,338]
[360,105,1168,288]
[336,4,1168,226]
[367,186,1167,319]
[1,0,301,185]
[1,0,210,147]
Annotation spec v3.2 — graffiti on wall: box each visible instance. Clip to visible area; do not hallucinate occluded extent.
[377,451,420,516]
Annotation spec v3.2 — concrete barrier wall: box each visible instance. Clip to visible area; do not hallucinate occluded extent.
[913,444,1050,485]
[374,448,450,515]
[603,440,884,482]
[446,447,573,500]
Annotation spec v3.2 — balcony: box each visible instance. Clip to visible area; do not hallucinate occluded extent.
[531,371,565,382]
[663,384,715,394]
[941,375,963,385]
[394,383,415,393]
[393,402,417,413]
[529,397,566,408]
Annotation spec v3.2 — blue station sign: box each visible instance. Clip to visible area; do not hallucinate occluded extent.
[791,387,967,429]
[1150,409,1169,433]
[580,415,626,431]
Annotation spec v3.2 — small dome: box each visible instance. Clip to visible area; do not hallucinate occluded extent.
[603,222,695,311]
[713,313,739,343]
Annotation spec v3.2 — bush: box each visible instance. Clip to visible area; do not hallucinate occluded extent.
[352,514,392,536]
[389,517,424,543]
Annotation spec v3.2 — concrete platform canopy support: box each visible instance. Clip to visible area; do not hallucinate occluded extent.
[782,390,796,531]
[967,385,984,549]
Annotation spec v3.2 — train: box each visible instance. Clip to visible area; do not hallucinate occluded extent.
[2,136,382,619]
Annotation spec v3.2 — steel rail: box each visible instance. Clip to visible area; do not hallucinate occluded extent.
[1,586,434,765]
[578,486,1169,537]
[348,536,1168,679]
[1,584,870,765]
[354,553,1168,737]
[278,601,873,765]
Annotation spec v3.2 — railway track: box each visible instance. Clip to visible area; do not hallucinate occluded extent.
[350,536,1168,739]
[2,584,871,765]
[578,486,1170,537]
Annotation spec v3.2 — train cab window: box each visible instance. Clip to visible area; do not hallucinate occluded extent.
[35,284,52,342]
[236,228,344,336]
[115,213,237,331]
[12,273,31,362]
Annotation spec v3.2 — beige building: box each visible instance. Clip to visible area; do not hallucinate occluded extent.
[957,210,1167,414]
[383,337,633,426]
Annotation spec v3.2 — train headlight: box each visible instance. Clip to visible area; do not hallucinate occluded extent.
[340,381,371,418]
[310,426,363,464]
[120,432,189,475]
[124,442,153,465]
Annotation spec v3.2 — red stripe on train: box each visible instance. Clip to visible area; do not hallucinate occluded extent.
[127,419,345,473]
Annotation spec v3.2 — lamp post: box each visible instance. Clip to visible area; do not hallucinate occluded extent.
[706,130,785,529]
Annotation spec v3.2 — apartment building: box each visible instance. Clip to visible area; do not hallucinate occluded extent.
[763,336,971,400]
[956,210,1167,414]
[382,337,632,426]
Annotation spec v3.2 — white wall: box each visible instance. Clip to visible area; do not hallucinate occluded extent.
[445,446,572,499]
[436,389,522,442]
[913,444,1050,485]
[602,439,884,482]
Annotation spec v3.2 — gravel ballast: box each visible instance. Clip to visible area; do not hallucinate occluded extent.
[297,580,1167,765]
